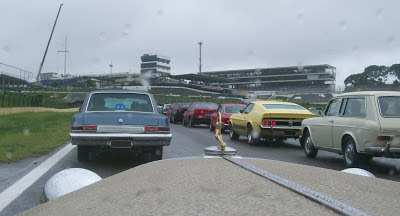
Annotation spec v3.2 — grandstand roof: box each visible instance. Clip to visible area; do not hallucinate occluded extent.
[170,73,233,83]
[201,64,335,75]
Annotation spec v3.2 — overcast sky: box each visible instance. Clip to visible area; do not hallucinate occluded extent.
[1,0,399,86]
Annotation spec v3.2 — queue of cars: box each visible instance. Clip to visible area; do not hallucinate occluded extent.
[159,91,400,168]
[70,90,400,168]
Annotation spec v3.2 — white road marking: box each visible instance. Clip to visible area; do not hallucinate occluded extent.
[0,143,76,212]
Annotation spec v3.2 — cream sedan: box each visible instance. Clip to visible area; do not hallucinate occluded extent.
[300,91,400,167]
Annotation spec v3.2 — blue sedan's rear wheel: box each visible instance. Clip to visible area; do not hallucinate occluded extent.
[77,146,89,161]
[153,146,163,161]
[183,117,187,126]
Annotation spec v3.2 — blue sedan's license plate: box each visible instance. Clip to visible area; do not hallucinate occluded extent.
[110,140,132,148]
[205,114,210,116]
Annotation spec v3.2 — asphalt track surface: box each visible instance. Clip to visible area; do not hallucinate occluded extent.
[1,123,399,215]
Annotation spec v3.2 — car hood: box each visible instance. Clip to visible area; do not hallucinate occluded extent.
[20,157,400,216]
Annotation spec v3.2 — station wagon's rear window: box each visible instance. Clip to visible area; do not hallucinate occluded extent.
[263,104,305,110]
[379,96,400,117]
[87,93,153,112]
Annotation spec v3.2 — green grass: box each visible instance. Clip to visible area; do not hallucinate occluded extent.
[0,112,76,162]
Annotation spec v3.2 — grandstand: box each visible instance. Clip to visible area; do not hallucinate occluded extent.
[171,64,336,93]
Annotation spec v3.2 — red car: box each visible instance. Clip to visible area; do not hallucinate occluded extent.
[183,102,218,127]
[209,103,246,132]
[166,103,176,118]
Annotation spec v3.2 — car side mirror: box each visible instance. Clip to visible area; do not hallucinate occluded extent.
[239,109,244,114]
[318,111,323,116]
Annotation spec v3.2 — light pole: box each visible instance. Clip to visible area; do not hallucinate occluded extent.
[198,42,203,73]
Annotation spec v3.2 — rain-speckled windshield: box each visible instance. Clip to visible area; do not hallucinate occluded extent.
[1,1,400,215]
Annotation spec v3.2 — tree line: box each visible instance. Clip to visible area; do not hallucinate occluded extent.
[344,64,400,87]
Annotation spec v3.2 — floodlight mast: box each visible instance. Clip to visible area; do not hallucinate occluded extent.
[198,42,203,73]
[35,3,64,85]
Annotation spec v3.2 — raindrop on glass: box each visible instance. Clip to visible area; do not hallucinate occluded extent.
[6,152,12,160]
[23,128,30,136]
[2,45,11,54]
[140,71,152,88]
[386,36,395,47]
[157,9,164,16]
[376,8,383,20]
[122,24,131,36]
[339,20,347,31]
[247,50,255,56]
[98,32,107,41]
[352,44,359,52]
[296,13,304,24]
[127,74,133,82]
[297,62,304,71]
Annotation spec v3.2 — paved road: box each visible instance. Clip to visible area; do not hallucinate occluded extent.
[1,123,399,215]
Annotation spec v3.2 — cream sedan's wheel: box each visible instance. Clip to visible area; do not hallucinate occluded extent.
[343,137,360,168]
[303,131,318,158]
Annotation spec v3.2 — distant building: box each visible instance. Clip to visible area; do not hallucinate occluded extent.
[140,54,170,77]
[40,72,58,80]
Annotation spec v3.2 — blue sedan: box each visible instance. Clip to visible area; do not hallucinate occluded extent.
[69,90,171,161]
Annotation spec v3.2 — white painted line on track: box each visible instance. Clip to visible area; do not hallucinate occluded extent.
[0,143,76,212]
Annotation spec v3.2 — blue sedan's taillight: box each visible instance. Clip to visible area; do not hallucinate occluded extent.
[84,125,97,131]
[158,127,170,132]
[71,126,83,131]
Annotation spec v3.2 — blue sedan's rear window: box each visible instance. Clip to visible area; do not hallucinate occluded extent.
[263,104,305,110]
[87,93,153,112]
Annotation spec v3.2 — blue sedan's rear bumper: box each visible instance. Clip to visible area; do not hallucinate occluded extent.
[70,133,172,147]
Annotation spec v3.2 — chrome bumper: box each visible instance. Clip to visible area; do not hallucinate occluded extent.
[70,133,172,146]
[364,142,400,158]
[259,125,301,130]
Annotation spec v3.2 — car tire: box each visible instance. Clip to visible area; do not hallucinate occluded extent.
[189,116,194,127]
[303,131,318,158]
[172,115,177,124]
[343,137,360,168]
[151,146,163,161]
[209,122,215,131]
[247,125,258,145]
[229,123,239,140]
[183,117,187,126]
[77,145,89,161]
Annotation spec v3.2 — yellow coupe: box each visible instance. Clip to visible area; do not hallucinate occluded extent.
[229,101,317,144]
